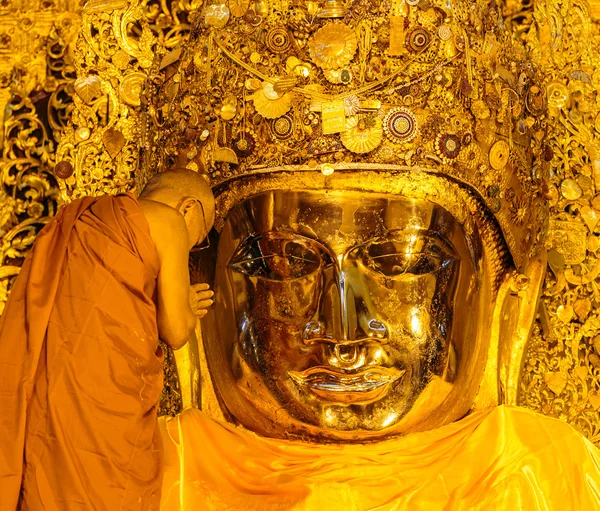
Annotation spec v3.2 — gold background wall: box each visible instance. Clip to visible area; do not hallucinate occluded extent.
[2,0,600,443]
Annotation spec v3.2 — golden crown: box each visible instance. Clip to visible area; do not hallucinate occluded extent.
[141,0,550,270]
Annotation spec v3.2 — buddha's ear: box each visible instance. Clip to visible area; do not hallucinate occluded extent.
[497,253,547,405]
[473,252,547,410]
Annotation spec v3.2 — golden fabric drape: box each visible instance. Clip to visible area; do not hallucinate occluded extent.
[0,194,164,510]
[160,405,600,510]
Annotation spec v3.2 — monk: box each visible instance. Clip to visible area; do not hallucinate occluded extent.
[0,168,215,510]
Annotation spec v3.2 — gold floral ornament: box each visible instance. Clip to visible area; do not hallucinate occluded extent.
[308,23,358,70]
[435,133,462,163]
[251,82,293,119]
[340,115,383,154]
[383,107,419,144]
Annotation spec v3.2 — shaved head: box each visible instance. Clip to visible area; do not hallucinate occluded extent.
[139,168,215,249]
[139,168,214,208]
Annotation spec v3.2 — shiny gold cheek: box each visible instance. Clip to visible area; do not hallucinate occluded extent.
[261,276,322,321]
[368,278,437,333]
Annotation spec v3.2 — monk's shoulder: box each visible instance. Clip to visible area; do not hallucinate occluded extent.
[138,199,187,254]
[139,199,181,226]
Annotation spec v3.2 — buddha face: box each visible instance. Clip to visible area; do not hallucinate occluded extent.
[202,189,492,441]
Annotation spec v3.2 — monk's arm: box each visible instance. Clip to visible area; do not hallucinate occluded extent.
[151,209,197,350]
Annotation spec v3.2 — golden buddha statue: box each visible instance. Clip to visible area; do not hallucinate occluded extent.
[138,0,600,508]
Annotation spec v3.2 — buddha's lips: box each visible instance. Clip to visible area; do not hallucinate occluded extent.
[288,366,405,403]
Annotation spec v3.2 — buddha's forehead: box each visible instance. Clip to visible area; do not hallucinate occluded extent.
[227,189,463,250]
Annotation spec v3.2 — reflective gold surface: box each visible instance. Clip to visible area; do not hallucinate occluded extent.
[202,187,487,439]
[180,168,546,441]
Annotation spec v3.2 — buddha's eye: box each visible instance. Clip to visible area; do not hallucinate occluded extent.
[229,234,328,280]
[357,234,455,278]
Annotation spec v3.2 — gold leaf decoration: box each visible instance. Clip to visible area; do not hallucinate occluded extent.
[575,365,589,381]
[589,394,600,411]
[574,298,592,322]
[74,75,102,104]
[556,304,574,324]
[102,129,126,159]
[544,371,567,396]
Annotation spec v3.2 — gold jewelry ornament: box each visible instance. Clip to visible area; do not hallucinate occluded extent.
[229,0,250,17]
[489,140,510,170]
[308,24,358,70]
[273,75,298,95]
[270,114,294,140]
[119,72,146,107]
[250,81,294,119]
[317,0,347,18]
[438,25,452,41]
[251,86,293,119]
[204,3,231,28]
[323,68,353,85]
[546,81,569,109]
[383,107,419,144]
[340,115,383,153]
[265,26,294,54]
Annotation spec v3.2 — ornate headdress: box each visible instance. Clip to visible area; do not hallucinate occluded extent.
[141,0,549,270]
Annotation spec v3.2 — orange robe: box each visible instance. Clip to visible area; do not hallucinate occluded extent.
[160,406,600,510]
[0,194,163,510]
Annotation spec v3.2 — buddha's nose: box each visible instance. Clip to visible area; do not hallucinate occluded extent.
[302,319,389,370]
[302,319,389,344]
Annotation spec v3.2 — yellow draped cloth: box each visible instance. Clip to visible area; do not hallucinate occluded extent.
[159,405,600,510]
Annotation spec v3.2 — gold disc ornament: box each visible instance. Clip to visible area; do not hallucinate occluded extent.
[270,114,294,140]
[119,72,146,106]
[340,116,383,154]
[308,23,358,70]
[266,26,294,54]
[229,0,250,17]
[383,107,419,144]
[489,140,510,170]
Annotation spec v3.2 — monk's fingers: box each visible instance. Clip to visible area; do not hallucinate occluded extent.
[194,290,214,300]
[195,299,213,309]
[190,283,211,292]
[195,309,209,318]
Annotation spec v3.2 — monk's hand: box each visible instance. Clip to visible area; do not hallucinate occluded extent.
[189,283,214,318]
